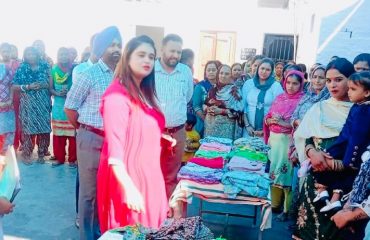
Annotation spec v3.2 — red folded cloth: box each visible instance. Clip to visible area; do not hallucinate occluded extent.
[189,157,224,169]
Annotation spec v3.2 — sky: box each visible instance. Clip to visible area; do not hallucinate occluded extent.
[1,0,358,61]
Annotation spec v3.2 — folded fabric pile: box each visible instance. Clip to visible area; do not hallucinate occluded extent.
[199,136,233,146]
[222,170,271,199]
[189,157,224,169]
[109,216,214,240]
[148,216,214,240]
[230,148,268,163]
[228,156,265,174]
[198,141,232,152]
[221,138,271,199]
[233,137,270,154]
[187,137,233,169]
[193,149,229,160]
[177,162,224,184]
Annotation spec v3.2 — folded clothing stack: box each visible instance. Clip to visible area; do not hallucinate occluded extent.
[233,137,270,154]
[222,170,271,199]
[189,157,224,169]
[177,162,224,184]
[187,137,233,169]
[200,136,233,146]
[230,148,268,163]
[199,142,232,153]
[107,216,214,240]
[222,144,271,199]
[228,156,265,174]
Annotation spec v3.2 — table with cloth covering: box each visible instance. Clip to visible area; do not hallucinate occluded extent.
[170,137,272,240]
[169,180,272,240]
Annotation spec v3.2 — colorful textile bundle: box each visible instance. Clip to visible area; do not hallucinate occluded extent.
[222,170,271,199]
[148,216,214,240]
[189,157,224,169]
[199,136,233,146]
[228,156,265,174]
[177,162,224,184]
[199,142,232,153]
[194,149,229,159]
[105,217,214,240]
[230,148,268,163]
[220,138,271,198]
[188,137,232,168]
[233,137,270,154]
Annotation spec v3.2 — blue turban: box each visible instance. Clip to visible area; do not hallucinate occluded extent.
[92,26,122,58]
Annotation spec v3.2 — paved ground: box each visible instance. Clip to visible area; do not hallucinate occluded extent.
[3,156,294,240]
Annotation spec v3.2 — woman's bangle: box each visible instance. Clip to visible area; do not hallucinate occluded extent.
[20,85,27,92]
[265,118,269,126]
[305,147,315,158]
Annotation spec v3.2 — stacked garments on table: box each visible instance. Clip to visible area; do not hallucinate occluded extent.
[199,136,233,146]
[177,137,232,184]
[222,138,271,199]
[233,137,270,154]
[177,162,224,184]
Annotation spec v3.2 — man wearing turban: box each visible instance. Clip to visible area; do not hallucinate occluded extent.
[65,26,122,240]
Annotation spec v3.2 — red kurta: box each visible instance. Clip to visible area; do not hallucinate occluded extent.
[97,80,168,233]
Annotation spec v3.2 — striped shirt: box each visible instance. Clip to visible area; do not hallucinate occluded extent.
[64,59,114,130]
[155,60,193,128]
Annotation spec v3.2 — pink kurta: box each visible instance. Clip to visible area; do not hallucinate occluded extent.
[97,80,168,233]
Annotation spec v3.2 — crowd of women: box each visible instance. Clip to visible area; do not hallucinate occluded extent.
[191,53,370,240]
[0,32,370,240]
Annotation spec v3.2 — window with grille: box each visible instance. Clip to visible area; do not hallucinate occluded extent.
[262,34,295,62]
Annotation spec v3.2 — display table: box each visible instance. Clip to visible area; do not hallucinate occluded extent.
[169,179,272,240]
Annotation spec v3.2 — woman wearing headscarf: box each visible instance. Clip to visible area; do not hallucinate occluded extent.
[49,47,76,167]
[290,64,330,130]
[292,58,355,240]
[231,63,245,89]
[287,64,330,224]
[192,61,218,137]
[204,64,243,140]
[242,58,284,137]
[13,47,51,165]
[263,70,305,220]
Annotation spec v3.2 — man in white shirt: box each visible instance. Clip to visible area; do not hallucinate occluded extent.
[155,34,193,199]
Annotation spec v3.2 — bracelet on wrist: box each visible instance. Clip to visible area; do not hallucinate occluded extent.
[305,147,315,158]
[265,118,270,126]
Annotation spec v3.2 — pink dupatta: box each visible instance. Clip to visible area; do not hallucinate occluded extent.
[263,70,305,143]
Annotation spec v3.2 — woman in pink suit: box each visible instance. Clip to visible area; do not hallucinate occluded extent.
[97,35,168,233]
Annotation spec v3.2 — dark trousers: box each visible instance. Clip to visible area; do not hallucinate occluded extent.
[160,127,186,199]
[313,169,358,194]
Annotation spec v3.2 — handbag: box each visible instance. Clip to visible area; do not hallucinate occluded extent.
[0,146,21,202]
